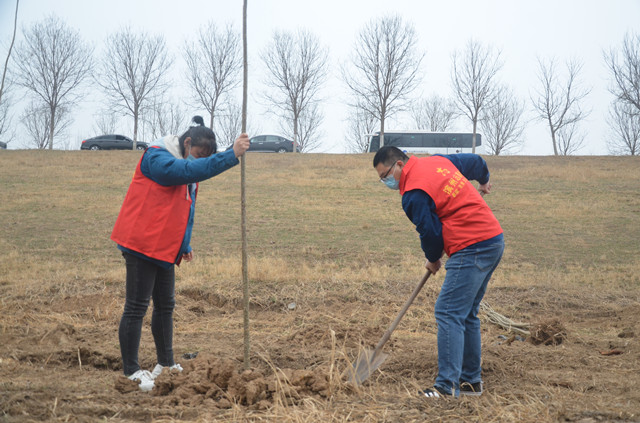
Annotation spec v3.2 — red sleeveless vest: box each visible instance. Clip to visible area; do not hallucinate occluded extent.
[111,151,197,263]
[399,155,502,257]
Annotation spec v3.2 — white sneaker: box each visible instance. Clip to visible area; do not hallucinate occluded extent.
[127,369,154,392]
[151,363,183,379]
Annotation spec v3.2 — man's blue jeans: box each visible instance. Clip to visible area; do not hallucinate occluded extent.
[434,236,504,396]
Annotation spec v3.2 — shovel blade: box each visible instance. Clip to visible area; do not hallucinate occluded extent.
[347,348,389,385]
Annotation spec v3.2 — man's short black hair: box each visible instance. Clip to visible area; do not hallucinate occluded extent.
[373,146,409,168]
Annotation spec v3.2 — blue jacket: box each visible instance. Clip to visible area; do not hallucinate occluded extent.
[118,140,239,268]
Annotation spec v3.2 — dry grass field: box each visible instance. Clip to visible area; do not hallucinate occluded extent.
[0,150,639,422]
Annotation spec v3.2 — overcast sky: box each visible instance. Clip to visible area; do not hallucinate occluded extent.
[1,0,639,154]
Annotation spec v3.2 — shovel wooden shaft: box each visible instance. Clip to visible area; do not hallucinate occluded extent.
[348,270,433,385]
[371,270,432,354]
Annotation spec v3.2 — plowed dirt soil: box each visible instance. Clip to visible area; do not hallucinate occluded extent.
[1,152,639,422]
[2,281,639,422]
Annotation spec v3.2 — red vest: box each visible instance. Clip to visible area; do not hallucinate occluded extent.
[399,155,502,257]
[111,152,197,263]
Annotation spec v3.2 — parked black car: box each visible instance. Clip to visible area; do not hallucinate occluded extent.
[0,141,6,149]
[248,135,299,153]
[81,135,148,150]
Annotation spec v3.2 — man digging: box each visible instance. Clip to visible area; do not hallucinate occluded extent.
[373,146,504,398]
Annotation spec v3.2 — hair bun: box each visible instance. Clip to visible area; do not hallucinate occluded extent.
[191,116,205,127]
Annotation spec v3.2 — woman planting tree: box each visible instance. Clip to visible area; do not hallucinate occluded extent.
[111,116,250,391]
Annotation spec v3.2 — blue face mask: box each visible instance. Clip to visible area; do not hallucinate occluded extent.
[186,145,196,161]
[382,174,399,190]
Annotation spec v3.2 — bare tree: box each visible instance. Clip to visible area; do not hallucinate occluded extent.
[144,100,185,140]
[21,101,71,149]
[607,100,640,155]
[22,104,49,149]
[0,0,19,145]
[342,15,423,148]
[261,29,328,153]
[451,39,503,154]
[345,107,378,153]
[215,98,259,148]
[0,86,12,145]
[13,15,92,150]
[67,130,85,151]
[240,0,249,371]
[215,99,242,148]
[604,31,640,115]
[0,97,10,145]
[279,102,323,152]
[97,27,172,149]
[480,86,526,155]
[184,22,242,129]
[92,112,120,135]
[411,95,457,132]
[531,57,590,155]
[556,121,585,156]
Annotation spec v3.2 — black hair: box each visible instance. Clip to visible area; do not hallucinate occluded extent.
[179,116,217,157]
[373,145,409,168]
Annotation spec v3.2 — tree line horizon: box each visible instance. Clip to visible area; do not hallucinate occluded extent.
[0,5,638,155]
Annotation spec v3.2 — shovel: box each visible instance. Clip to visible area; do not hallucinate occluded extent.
[347,270,432,385]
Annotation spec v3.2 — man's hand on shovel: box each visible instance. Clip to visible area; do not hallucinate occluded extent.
[478,181,492,196]
[426,258,442,275]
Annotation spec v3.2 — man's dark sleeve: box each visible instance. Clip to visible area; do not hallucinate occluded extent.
[402,189,444,262]
[442,153,490,184]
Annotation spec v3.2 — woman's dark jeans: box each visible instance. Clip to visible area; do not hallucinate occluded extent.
[119,252,176,376]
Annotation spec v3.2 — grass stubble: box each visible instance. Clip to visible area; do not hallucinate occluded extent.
[0,151,639,422]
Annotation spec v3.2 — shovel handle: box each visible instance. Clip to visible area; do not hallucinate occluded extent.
[372,270,432,355]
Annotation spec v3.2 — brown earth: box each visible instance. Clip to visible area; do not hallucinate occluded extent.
[1,153,640,422]
[1,280,639,422]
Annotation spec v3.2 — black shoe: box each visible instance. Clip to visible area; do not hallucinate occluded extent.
[460,381,483,396]
[419,385,450,398]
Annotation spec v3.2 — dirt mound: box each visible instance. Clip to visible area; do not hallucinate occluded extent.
[37,322,76,347]
[528,319,567,345]
[115,354,332,409]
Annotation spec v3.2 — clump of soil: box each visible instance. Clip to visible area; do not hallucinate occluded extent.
[114,375,140,394]
[617,327,635,338]
[115,354,332,409]
[528,319,567,345]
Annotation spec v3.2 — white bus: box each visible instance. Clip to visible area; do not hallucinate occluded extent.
[366,131,481,154]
